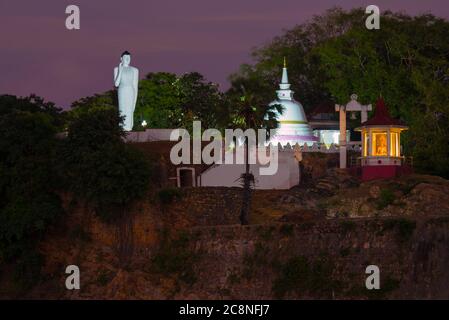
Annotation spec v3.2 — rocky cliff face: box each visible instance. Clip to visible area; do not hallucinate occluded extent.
[323,174,449,219]
[181,217,449,299]
[1,174,448,299]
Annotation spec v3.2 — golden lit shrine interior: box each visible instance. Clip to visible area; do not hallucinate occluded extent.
[362,129,401,157]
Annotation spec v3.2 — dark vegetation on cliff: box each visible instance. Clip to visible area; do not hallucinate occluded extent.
[0,95,153,292]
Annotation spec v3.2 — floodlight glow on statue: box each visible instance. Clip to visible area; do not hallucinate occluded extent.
[114,51,139,131]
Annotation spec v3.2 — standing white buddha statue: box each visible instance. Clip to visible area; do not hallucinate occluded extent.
[114,51,139,131]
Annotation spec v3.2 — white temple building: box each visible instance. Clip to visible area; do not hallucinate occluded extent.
[268,59,318,146]
[198,146,301,189]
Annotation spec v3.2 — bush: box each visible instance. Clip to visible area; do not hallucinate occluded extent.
[65,105,124,148]
[151,231,198,286]
[242,242,268,279]
[376,188,395,210]
[0,97,64,286]
[0,194,63,259]
[60,107,153,221]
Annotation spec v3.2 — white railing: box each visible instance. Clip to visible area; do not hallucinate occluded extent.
[273,142,362,154]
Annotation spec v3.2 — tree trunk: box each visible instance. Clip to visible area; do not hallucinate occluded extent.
[239,139,251,225]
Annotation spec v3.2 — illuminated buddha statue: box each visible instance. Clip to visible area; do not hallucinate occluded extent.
[114,51,139,131]
[376,134,387,155]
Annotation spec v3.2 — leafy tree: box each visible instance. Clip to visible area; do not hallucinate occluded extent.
[133,72,183,129]
[60,106,152,221]
[228,87,282,225]
[70,90,117,119]
[134,71,228,131]
[0,95,64,286]
[0,94,64,127]
[65,105,124,148]
[313,11,449,177]
[176,72,229,131]
[228,7,364,111]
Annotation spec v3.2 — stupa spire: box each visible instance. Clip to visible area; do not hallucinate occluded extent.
[279,57,290,90]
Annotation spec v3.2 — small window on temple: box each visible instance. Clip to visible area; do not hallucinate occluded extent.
[390,132,399,157]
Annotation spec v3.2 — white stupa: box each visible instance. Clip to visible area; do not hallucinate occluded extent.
[269,58,318,146]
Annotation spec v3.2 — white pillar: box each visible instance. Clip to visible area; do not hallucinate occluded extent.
[368,129,372,157]
[338,105,347,169]
[361,106,368,123]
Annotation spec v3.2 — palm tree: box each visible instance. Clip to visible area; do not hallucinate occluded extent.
[229,86,283,225]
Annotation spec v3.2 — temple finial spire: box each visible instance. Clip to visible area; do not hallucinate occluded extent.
[280,58,289,86]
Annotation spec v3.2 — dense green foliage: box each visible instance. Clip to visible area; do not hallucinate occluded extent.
[133,72,181,129]
[0,95,154,287]
[0,95,64,286]
[60,106,152,221]
[230,8,449,177]
[0,94,64,126]
[70,90,117,120]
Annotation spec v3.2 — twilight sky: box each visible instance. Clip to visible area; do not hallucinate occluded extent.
[0,0,448,108]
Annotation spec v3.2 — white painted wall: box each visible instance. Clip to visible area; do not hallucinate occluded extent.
[313,129,351,145]
[199,150,299,190]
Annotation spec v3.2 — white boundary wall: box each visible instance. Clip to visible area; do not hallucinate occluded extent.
[124,129,175,142]
[199,149,300,190]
